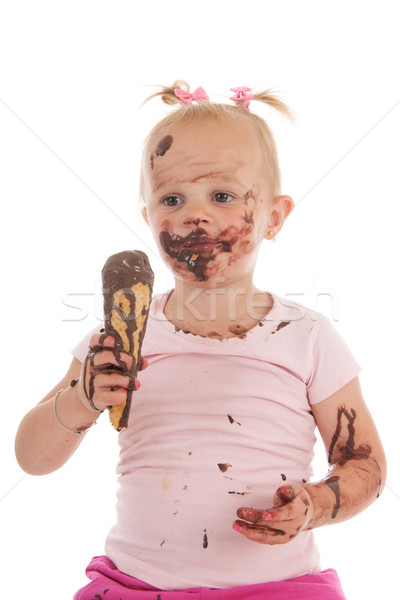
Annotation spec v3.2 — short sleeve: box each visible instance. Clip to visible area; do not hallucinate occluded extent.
[71,325,102,363]
[307,315,362,405]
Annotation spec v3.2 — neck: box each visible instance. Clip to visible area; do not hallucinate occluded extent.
[164,277,273,339]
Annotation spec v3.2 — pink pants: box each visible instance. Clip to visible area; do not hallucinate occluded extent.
[74,555,346,599]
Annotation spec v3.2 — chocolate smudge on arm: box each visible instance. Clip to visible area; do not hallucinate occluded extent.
[325,475,341,518]
[328,405,372,466]
[328,406,355,463]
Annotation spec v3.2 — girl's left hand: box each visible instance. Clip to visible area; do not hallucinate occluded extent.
[232,484,313,544]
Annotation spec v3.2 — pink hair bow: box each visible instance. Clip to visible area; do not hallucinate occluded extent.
[230,86,254,110]
[174,87,209,104]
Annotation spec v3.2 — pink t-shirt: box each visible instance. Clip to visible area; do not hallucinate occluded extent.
[72,291,361,590]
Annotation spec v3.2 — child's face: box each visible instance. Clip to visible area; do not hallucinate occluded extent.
[142,118,290,286]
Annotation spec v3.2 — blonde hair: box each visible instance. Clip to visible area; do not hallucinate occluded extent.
[139,80,294,204]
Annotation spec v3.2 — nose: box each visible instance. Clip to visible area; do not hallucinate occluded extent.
[183,216,209,226]
[182,198,213,228]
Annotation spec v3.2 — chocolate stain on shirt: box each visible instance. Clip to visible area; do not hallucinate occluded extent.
[174,325,196,335]
[203,529,208,548]
[227,414,242,426]
[271,321,291,334]
[218,463,232,472]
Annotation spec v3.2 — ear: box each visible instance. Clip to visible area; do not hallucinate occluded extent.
[265,195,294,240]
[141,206,149,226]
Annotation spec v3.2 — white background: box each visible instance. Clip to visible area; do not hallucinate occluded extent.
[1,1,399,598]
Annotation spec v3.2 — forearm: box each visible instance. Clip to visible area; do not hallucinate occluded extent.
[304,456,383,529]
[15,385,100,475]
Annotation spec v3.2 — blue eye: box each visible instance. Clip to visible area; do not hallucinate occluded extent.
[162,196,183,207]
[213,192,234,203]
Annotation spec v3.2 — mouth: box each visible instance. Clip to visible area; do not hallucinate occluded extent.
[182,240,222,252]
[159,228,231,281]
[161,229,229,253]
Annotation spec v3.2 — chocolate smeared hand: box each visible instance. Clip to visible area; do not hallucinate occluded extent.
[102,250,154,430]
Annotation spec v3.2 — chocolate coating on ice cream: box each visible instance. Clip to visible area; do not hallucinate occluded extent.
[101,250,154,430]
[102,250,154,313]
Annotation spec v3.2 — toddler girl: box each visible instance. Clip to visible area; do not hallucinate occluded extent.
[15,81,386,599]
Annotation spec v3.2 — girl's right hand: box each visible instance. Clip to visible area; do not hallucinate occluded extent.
[76,334,146,413]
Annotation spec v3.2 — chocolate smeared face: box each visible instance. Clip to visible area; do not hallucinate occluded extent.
[158,206,258,283]
[150,135,173,170]
[160,227,230,281]
[143,118,288,285]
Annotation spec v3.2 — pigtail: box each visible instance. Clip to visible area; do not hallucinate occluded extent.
[140,80,190,107]
[252,89,296,123]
